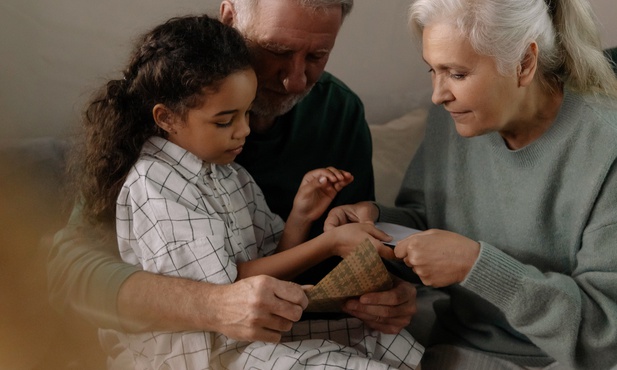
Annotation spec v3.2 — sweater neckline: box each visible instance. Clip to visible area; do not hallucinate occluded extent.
[485,91,583,167]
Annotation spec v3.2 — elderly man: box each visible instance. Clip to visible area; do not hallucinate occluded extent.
[48,0,417,350]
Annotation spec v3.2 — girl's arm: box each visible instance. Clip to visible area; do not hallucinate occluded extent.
[236,223,394,281]
[277,167,354,251]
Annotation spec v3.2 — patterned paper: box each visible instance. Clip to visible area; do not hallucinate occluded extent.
[305,238,393,312]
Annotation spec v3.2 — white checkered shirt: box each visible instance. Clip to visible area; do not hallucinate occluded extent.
[101,137,424,369]
[115,136,283,283]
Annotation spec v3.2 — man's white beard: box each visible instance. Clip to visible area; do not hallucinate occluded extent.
[251,88,312,119]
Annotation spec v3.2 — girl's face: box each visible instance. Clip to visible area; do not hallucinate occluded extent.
[422,22,522,138]
[166,68,257,164]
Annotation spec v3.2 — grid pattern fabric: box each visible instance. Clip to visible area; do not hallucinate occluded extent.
[102,137,424,369]
[115,137,283,284]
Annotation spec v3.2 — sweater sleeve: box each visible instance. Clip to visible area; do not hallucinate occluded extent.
[461,161,617,370]
[47,202,139,331]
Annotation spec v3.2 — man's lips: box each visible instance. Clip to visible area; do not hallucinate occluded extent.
[262,88,289,97]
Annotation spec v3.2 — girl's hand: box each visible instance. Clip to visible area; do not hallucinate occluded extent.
[323,201,379,231]
[393,229,480,287]
[324,223,395,260]
[291,167,354,222]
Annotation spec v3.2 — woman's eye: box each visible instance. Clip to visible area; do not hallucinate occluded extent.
[451,73,466,80]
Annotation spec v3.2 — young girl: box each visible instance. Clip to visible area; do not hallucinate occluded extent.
[76,14,423,370]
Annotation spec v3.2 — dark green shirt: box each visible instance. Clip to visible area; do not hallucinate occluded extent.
[237,71,375,237]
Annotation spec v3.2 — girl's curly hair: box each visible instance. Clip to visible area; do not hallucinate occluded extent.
[69,14,252,224]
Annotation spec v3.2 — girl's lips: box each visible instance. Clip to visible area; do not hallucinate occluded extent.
[228,146,243,156]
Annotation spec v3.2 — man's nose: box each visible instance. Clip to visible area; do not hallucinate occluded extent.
[282,55,308,93]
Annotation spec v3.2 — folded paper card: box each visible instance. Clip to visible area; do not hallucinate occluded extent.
[375,222,421,247]
[305,238,393,312]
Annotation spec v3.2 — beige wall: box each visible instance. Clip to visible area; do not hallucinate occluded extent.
[1,0,616,139]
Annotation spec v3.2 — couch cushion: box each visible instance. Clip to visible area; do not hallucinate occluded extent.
[370,108,427,206]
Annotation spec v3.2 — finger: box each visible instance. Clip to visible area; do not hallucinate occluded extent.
[359,320,404,335]
[316,167,343,183]
[393,243,408,259]
[246,327,284,343]
[262,313,295,334]
[324,208,348,231]
[358,279,416,309]
[273,281,309,312]
[364,225,393,242]
[343,305,410,333]
[375,243,396,259]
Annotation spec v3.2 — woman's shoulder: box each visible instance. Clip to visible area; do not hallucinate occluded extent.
[574,93,617,137]
[571,90,617,118]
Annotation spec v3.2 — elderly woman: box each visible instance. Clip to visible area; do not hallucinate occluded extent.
[325,0,617,369]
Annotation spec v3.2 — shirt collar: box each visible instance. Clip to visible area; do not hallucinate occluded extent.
[142,136,236,183]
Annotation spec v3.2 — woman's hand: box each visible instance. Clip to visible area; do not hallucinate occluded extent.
[323,201,379,231]
[291,167,354,222]
[394,229,480,287]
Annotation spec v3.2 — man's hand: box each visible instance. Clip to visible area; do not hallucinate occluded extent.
[208,275,308,342]
[341,276,417,334]
[117,273,307,343]
[323,201,379,232]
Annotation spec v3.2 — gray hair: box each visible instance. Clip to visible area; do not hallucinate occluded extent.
[409,0,617,97]
[229,0,353,31]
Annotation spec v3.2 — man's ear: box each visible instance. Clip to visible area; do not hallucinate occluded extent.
[220,1,235,27]
[517,42,539,87]
[152,104,177,134]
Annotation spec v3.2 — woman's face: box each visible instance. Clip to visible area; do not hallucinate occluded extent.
[422,22,521,138]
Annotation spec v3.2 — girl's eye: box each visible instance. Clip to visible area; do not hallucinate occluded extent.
[217,121,232,128]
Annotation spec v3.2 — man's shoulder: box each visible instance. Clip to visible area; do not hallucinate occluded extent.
[293,71,366,120]
[313,71,359,98]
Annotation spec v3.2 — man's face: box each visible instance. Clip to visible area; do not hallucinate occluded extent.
[235,0,343,118]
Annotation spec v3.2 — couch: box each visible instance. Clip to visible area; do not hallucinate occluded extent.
[2,46,615,369]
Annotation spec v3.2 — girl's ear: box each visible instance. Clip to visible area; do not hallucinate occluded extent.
[152,104,177,134]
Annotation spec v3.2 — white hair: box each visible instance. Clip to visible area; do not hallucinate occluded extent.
[229,0,353,32]
[409,0,617,97]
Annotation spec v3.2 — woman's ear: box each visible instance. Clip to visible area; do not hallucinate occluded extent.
[152,104,177,135]
[517,42,539,87]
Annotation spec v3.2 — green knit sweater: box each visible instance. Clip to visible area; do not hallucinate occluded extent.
[378,92,617,369]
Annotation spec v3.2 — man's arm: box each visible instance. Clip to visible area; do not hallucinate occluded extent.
[47,203,307,341]
[118,272,307,342]
[47,204,137,330]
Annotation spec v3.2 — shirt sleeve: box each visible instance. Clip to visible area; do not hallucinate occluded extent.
[118,162,239,284]
[47,202,139,331]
